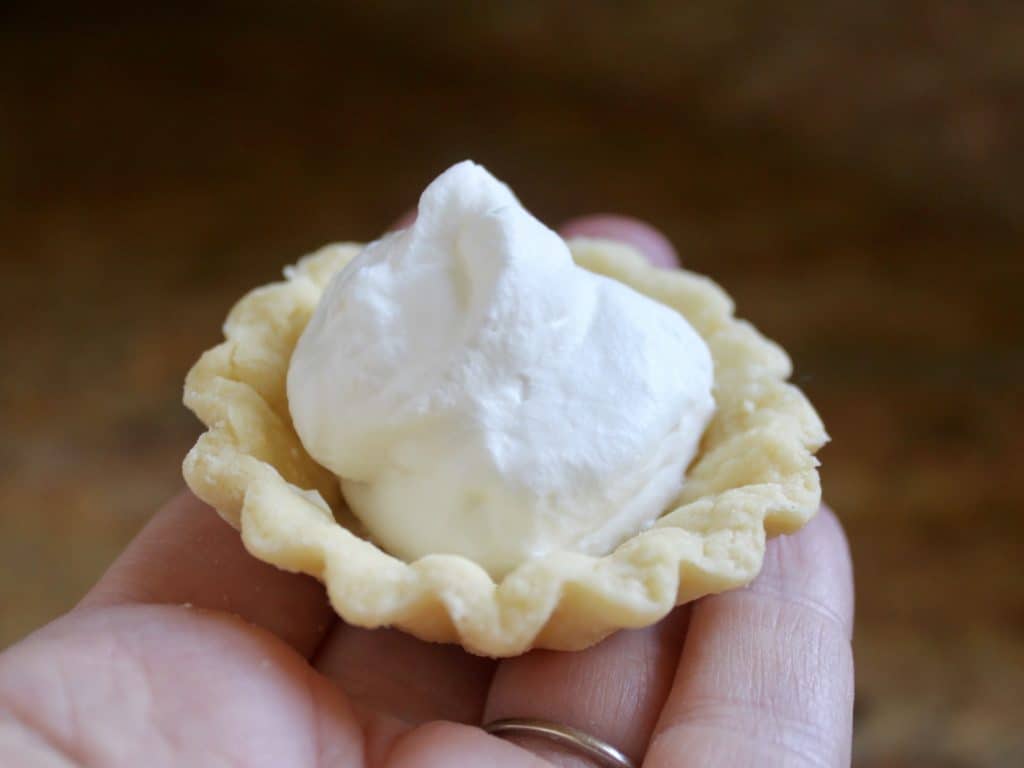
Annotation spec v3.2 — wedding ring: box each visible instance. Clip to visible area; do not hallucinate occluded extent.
[483,717,635,768]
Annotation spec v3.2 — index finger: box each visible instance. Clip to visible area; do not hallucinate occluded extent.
[644,507,855,767]
[79,490,336,658]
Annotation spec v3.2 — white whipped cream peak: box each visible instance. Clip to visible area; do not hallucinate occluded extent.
[288,160,715,577]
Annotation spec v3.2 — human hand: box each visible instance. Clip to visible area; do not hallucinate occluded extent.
[0,216,854,767]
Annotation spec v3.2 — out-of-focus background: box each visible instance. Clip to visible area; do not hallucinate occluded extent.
[1,3,1021,765]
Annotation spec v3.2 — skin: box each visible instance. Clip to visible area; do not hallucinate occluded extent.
[0,216,854,767]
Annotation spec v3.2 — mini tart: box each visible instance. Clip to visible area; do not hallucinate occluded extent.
[183,238,827,657]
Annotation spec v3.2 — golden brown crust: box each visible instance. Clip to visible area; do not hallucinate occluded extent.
[182,239,827,657]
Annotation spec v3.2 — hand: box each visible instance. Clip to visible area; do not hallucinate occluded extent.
[0,216,854,768]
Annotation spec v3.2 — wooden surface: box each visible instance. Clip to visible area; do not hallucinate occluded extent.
[2,4,1022,766]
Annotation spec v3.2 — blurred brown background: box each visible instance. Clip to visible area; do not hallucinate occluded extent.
[1,3,1021,766]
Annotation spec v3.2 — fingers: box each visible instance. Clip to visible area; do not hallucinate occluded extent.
[644,507,855,767]
[313,625,495,724]
[560,214,680,269]
[483,610,689,767]
[80,490,335,658]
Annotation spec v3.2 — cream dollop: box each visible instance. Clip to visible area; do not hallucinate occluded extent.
[287,161,715,577]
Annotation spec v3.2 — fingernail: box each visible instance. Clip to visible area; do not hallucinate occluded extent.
[387,208,418,232]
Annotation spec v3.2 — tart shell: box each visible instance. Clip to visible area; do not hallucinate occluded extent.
[183,238,827,657]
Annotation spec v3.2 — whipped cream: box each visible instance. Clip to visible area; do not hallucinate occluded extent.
[287,161,715,577]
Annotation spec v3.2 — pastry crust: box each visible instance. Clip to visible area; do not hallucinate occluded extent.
[183,238,827,657]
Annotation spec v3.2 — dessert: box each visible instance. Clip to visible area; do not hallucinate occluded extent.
[183,161,827,657]
[288,162,715,578]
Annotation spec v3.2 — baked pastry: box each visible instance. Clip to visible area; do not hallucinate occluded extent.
[183,162,826,657]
